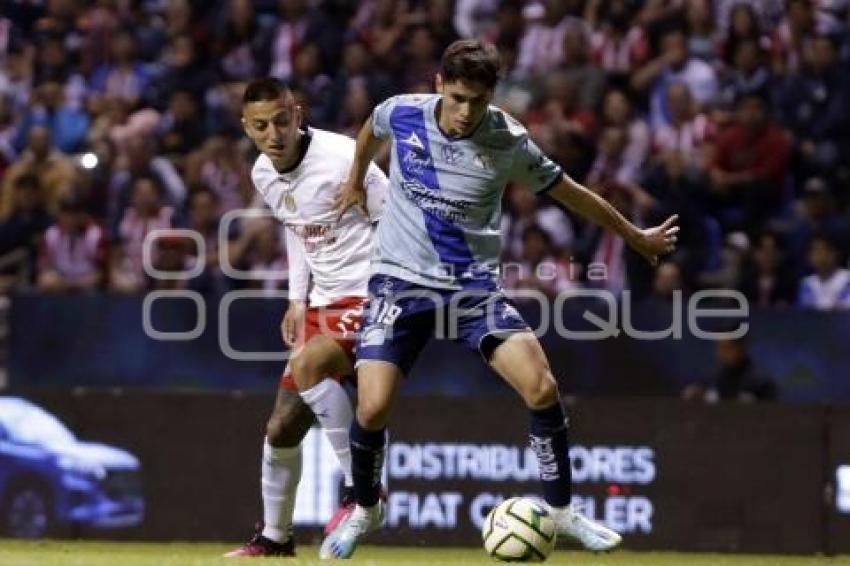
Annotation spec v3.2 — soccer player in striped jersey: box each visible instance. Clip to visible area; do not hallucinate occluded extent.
[321,40,679,559]
[226,79,387,557]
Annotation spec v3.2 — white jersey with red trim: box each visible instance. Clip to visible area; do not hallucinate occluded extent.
[251,127,388,307]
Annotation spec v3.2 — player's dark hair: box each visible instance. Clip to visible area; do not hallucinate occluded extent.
[242,78,290,105]
[440,39,502,89]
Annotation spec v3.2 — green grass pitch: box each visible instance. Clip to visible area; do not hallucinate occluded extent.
[1,541,848,566]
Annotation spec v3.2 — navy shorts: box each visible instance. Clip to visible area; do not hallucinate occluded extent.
[355,274,530,375]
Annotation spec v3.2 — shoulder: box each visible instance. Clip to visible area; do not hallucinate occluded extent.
[251,153,276,184]
[476,106,531,151]
[380,93,438,111]
[309,128,356,158]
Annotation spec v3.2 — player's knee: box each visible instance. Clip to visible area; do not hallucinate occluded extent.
[356,397,390,430]
[266,413,302,448]
[290,353,323,391]
[522,374,559,410]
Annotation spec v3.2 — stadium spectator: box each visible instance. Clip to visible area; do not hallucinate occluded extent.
[0,47,33,117]
[682,335,778,402]
[719,2,769,65]
[516,0,582,77]
[153,36,215,106]
[149,235,192,291]
[289,42,334,128]
[587,126,654,215]
[157,90,208,160]
[600,88,650,176]
[228,217,288,294]
[651,82,713,174]
[778,34,850,183]
[37,195,106,293]
[31,33,86,109]
[739,230,798,307]
[587,0,650,78]
[107,136,186,233]
[501,184,574,262]
[684,0,719,62]
[270,0,329,83]
[709,92,791,233]
[185,134,253,214]
[1,125,76,218]
[426,0,462,53]
[13,80,90,154]
[0,173,51,290]
[770,0,817,76]
[109,175,176,294]
[555,25,606,112]
[716,38,772,125]
[632,27,719,130]
[330,39,393,129]
[184,186,228,295]
[88,31,153,109]
[786,177,850,268]
[526,72,597,167]
[210,0,274,83]
[402,26,441,92]
[798,233,850,310]
[502,224,579,299]
[644,145,718,275]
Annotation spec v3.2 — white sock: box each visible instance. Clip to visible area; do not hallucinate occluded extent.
[299,378,355,486]
[261,438,301,543]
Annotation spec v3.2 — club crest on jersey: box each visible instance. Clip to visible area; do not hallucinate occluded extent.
[473,152,495,170]
[402,131,425,150]
[441,144,464,165]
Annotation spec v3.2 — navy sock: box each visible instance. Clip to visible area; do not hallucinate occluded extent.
[350,419,386,507]
[529,401,572,507]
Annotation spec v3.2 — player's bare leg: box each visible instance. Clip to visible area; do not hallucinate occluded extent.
[319,360,401,559]
[225,387,313,557]
[489,332,622,552]
[291,335,359,533]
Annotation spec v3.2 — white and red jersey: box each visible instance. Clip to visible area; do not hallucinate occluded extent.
[251,127,388,307]
[40,221,107,284]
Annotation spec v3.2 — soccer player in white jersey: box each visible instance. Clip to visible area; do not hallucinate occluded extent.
[226,78,387,557]
[321,40,680,559]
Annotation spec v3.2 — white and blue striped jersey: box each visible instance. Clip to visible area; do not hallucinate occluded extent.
[370,93,563,289]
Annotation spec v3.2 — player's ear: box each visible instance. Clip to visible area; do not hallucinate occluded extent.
[435,73,444,94]
[295,104,304,129]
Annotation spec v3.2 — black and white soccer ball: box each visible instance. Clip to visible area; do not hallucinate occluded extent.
[482,497,557,562]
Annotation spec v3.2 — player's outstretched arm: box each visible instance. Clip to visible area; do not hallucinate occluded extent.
[546,175,679,266]
[335,116,384,220]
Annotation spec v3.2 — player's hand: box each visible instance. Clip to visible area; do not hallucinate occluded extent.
[281,301,306,347]
[629,214,679,267]
[334,180,369,221]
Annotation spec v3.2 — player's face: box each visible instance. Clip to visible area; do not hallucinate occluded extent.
[435,75,492,138]
[242,94,303,167]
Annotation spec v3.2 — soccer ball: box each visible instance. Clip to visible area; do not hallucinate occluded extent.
[482,497,557,562]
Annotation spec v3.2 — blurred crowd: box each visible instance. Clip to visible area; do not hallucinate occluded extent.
[1,0,850,311]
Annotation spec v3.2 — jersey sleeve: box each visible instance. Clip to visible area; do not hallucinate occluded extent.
[284,226,310,302]
[371,96,398,140]
[510,136,563,195]
[364,162,389,221]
